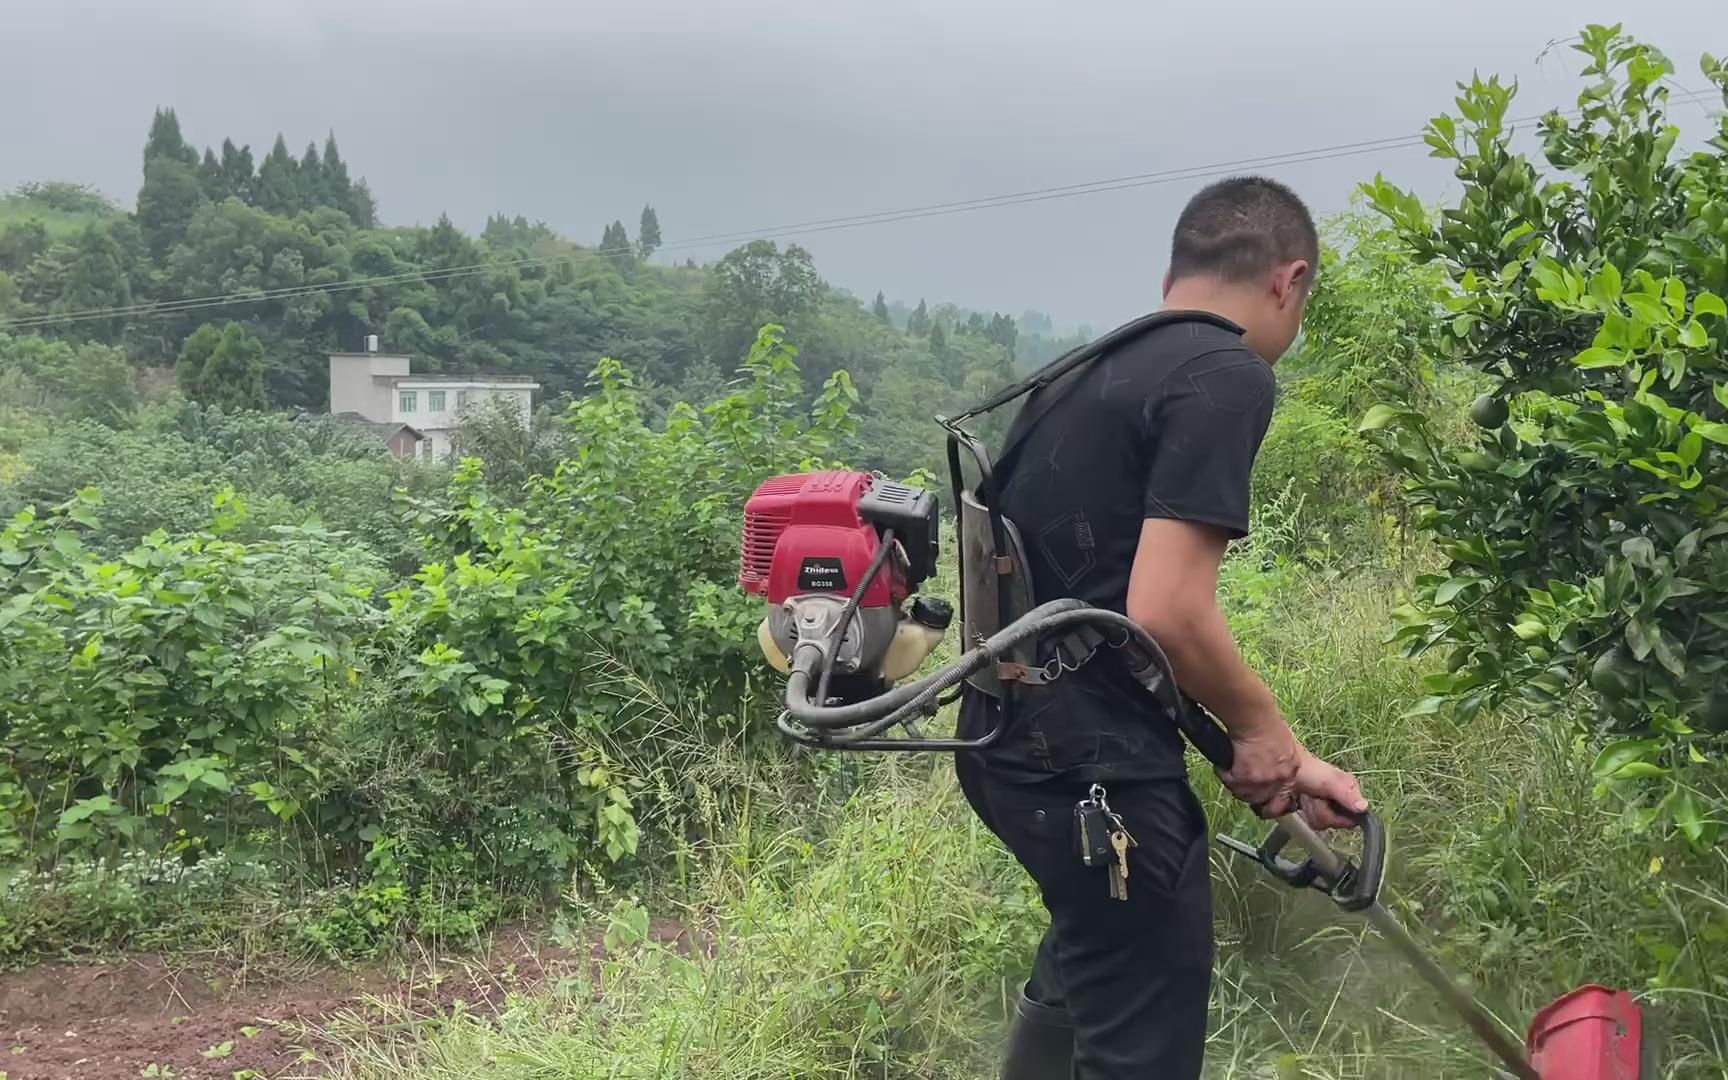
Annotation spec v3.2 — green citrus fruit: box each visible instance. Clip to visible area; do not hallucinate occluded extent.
[1470,394,1510,429]
[1589,644,1637,700]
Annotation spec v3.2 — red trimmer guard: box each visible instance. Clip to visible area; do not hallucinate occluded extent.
[1526,985,1643,1080]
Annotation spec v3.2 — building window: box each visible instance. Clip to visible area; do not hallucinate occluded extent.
[456,390,468,409]
[428,390,446,413]
[399,390,417,414]
[420,438,433,460]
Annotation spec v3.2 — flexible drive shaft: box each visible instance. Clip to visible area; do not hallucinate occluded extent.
[780,599,1233,768]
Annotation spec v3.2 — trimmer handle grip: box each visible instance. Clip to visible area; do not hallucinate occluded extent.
[1217,808,1386,913]
[1346,811,1386,912]
[1177,698,1234,772]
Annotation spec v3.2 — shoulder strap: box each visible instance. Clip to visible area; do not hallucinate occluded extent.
[956,309,1244,471]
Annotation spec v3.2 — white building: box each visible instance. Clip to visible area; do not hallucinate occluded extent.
[328,346,539,461]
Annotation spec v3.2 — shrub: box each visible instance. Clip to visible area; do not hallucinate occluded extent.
[1361,26,1728,845]
[380,325,857,889]
[0,488,385,863]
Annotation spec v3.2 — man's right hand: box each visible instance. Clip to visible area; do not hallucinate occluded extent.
[1219,725,1369,829]
[1217,723,1301,814]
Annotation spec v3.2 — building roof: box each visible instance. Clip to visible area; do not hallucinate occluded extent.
[391,374,540,386]
[330,412,424,441]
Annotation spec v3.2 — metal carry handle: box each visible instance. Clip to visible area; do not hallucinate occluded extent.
[1217,808,1386,912]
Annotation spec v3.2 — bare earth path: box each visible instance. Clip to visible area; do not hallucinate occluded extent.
[0,920,693,1080]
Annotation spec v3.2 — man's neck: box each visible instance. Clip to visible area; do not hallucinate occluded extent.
[1160,280,1277,361]
[1159,281,1260,335]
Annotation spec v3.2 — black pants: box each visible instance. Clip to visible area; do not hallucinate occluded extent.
[957,753,1214,1079]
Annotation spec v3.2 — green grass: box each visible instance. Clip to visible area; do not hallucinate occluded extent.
[311,561,1728,1079]
[0,194,111,239]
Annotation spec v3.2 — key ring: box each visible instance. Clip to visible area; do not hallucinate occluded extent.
[1089,784,1129,831]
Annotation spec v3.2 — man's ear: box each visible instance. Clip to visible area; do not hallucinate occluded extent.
[1274,260,1312,307]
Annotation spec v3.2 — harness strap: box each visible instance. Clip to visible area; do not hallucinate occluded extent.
[948,309,1244,426]
[995,624,1118,686]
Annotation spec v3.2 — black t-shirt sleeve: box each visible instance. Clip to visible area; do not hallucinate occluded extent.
[1140,349,1275,540]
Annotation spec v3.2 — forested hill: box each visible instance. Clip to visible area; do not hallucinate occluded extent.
[0,108,1089,476]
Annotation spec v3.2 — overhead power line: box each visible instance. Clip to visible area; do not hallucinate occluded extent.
[0,87,1719,333]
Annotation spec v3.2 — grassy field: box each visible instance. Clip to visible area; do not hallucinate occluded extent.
[304,559,1728,1080]
[0,193,113,238]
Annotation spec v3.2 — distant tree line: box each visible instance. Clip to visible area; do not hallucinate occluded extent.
[0,107,1062,478]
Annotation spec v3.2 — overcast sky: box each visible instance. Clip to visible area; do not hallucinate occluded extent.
[4,1,1725,331]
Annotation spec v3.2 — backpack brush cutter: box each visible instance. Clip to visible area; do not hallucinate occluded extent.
[736,310,1652,1079]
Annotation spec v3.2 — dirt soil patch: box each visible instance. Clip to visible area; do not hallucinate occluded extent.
[0,920,694,1080]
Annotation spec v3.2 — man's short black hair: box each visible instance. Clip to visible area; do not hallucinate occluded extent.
[1168,176,1319,285]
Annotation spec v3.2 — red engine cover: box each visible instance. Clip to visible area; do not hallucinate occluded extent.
[740,471,903,607]
[1526,985,1642,1080]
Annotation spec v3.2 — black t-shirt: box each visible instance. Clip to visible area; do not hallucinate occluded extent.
[957,312,1275,783]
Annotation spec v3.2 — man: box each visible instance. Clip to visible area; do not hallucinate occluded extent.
[954,176,1369,1079]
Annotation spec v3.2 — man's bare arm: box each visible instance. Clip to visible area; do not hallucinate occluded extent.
[1126,518,1366,827]
[1125,519,1280,735]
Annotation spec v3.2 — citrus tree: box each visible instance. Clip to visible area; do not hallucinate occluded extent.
[1361,25,1728,845]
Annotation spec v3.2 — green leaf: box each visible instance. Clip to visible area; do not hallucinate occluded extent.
[1692,421,1728,445]
[1574,347,1627,369]
[1592,738,1662,780]
[1590,261,1624,305]
[1433,577,1479,605]
[1625,294,1668,324]
[59,795,115,826]
[1401,696,1447,718]
[1654,712,1695,736]
[1652,627,1686,677]
[1594,311,1635,349]
[1512,616,1547,641]
[1531,257,1566,294]
[1672,791,1706,846]
[1665,276,1688,317]
[1422,670,1467,693]
[1626,618,1655,661]
[51,532,82,558]
[1696,291,1728,319]
[1358,403,1404,432]
[1614,762,1668,779]
[1679,320,1709,348]
[1499,221,1534,248]
[1678,432,1703,467]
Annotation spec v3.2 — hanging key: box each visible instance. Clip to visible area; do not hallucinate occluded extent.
[1110,830,1133,900]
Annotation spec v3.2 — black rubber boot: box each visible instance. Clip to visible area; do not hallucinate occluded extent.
[1000,983,1075,1080]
